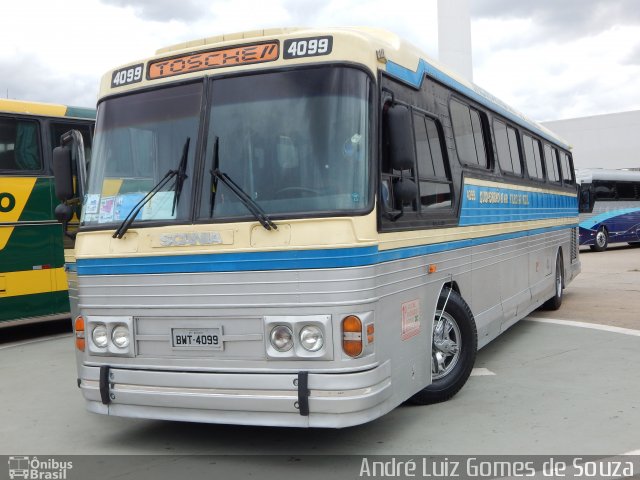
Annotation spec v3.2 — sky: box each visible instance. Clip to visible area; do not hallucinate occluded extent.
[1,0,640,123]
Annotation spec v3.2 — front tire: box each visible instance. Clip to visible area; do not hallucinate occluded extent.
[410,288,477,405]
[590,227,608,252]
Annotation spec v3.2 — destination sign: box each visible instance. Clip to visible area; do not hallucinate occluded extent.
[147,41,279,80]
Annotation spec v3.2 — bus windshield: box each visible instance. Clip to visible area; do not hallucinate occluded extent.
[83,82,203,226]
[82,66,371,227]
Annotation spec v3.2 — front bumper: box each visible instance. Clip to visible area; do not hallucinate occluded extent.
[79,361,393,428]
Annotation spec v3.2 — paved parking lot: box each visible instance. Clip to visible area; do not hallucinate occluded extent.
[1,245,638,470]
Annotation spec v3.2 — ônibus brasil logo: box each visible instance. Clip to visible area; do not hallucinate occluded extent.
[7,456,73,479]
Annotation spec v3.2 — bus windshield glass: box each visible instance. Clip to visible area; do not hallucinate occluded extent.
[200,67,371,219]
[82,67,371,228]
[82,82,202,226]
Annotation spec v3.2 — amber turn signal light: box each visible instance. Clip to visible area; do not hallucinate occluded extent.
[342,315,363,357]
[75,316,85,352]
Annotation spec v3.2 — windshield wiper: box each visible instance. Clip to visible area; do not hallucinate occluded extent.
[113,137,190,239]
[208,137,276,231]
[172,137,190,216]
[210,168,277,231]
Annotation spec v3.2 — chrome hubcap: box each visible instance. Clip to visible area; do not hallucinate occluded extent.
[596,230,606,247]
[432,311,461,380]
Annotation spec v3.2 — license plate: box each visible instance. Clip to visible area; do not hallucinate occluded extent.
[171,328,222,350]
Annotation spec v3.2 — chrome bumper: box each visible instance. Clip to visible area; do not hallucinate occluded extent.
[80,361,393,428]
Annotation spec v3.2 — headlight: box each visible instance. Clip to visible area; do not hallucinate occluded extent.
[299,325,324,352]
[111,325,130,349]
[92,324,108,348]
[270,325,293,352]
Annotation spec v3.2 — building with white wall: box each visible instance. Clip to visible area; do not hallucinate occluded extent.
[542,111,640,170]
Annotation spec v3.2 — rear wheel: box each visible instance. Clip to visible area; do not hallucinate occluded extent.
[410,288,477,405]
[544,251,564,310]
[590,227,608,252]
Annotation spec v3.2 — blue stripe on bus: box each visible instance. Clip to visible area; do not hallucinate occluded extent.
[385,59,571,150]
[76,225,574,276]
[578,208,640,229]
[459,184,578,226]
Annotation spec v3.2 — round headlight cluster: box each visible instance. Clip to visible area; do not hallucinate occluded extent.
[112,325,130,349]
[91,323,130,349]
[269,324,325,353]
[270,325,293,352]
[92,324,108,348]
[299,325,324,352]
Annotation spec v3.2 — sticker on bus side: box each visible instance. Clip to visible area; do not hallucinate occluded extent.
[283,36,333,59]
[401,299,421,340]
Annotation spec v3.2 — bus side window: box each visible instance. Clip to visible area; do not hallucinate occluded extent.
[450,99,489,169]
[414,113,453,210]
[523,134,544,180]
[617,182,637,200]
[543,144,561,183]
[494,118,522,175]
[558,151,575,185]
[0,117,42,171]
[594,180,615,199]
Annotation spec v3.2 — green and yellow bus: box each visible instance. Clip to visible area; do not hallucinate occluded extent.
[56,27,580,427]
[0,99,94,327]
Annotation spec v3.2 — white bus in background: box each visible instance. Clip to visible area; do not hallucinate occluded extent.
[577,168,640,251]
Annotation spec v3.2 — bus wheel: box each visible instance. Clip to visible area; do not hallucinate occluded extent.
[590,227,608,252]
[544,251,564,310]
[410,288,477,405]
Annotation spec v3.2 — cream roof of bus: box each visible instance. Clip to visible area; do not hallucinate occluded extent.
[99,26,569,149]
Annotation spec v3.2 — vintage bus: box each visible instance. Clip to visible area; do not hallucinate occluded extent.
[0,99,94,327]
[577,168,640,251]
[54,27,580,428]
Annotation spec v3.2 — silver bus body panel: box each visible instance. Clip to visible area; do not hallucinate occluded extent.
[76,228,578,427]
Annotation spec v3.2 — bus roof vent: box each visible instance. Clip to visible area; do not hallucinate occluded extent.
[156,27,302,55]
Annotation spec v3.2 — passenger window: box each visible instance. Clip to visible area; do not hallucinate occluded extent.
[494,119,522,175]
[450,99,488,168]
[0,117,42,171]
[413,113,452,209]
[523,134,544,180]
[594,181,615,200]
[616,182,637,200]
[558,151,574,185]
[543,144,561,183]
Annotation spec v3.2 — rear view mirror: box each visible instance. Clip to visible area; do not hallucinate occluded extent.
[394,178,418,206]
[387,104,416,171]
[53,146,74,202]
[578,184,595,213]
